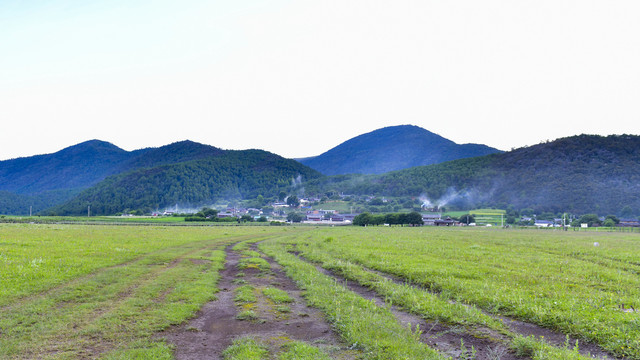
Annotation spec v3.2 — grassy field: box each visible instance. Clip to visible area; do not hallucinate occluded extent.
[1,223,639,359]
[0,224,284,359]
[0,215,189,224]
[278,226,640,358]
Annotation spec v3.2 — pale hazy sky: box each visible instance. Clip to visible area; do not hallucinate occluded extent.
[1,0,639,160]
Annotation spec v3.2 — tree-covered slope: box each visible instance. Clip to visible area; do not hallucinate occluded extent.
[0,140,135,195]
[0,140,146,214]
[0,140,234,215]
[50,150,322,215]
[309,134,640,215]
[298,125,501,175]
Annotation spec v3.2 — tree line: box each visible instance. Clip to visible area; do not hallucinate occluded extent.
[352,211,424,226]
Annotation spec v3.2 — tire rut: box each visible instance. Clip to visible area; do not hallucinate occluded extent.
[351,257,618,360]
[291,251,518,360]
[300,250,619,360]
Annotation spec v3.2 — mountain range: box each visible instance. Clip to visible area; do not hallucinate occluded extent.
[1,126,639,216]
[306,134,640,215]
[0,140,320,215]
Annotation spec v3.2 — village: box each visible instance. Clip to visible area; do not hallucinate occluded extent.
[152,195,640,228]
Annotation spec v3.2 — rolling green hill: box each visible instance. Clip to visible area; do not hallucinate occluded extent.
[50,150,322,216]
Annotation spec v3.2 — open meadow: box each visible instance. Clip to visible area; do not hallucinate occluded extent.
[1,223,638,359]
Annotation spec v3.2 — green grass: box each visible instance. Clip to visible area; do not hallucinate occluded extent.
[511,335,587,360]
[278,341,331,360]
[237,256,271,271]
[296,240,597,359]
[4,223,638,359]
[236,310,259,321]
[0,224,286,359]
[259,238,445,360]
[283,226,640,358]
[0,223,256,307]
[0,215,188,224]
[235,285,258,304]
[223,337,268,360]
[262,287,293,304]
[222,337,330,360]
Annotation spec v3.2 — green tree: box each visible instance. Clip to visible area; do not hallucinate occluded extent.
[287,212,303,223]
[605,214,620,225]
[459,214,475,225]
[370,214,385,225]
[385,213,400,225]
[406,212,424,226]
[240,214,254,222]
[286,195,300,208]
[353,212,372,226]
[577,214,601,227]
[201,207,218,218]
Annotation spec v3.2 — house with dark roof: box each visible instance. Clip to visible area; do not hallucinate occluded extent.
[422,214,441,226]
[619,219,640,227]
[434,217,457,226]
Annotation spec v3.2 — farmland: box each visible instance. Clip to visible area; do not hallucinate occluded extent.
[1,224,638,359]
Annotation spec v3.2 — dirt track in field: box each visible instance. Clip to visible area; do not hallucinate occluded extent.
[298,255,518,360]
[162,241,619,359]
[162,244,354,359]
[295,251,618,360]
[368,262,618,360]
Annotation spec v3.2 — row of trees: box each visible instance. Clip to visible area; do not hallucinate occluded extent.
[352,212,424,226]
[184,207,268,223]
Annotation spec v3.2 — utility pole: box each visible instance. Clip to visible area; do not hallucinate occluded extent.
[88,205,91,217]
[30,206,32,217]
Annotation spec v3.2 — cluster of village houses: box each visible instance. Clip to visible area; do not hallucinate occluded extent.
[156,197,640,227]
[521,217,640,228]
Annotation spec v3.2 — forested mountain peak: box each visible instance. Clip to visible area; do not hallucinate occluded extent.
[55,139,127,156]
[0,139,132,195]
[123,140,225,170]
[298,125,501,175]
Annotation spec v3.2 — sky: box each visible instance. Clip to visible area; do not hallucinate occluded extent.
[1,0,639,161]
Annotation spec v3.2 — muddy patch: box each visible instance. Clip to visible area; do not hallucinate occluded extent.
[162,244,354,360]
